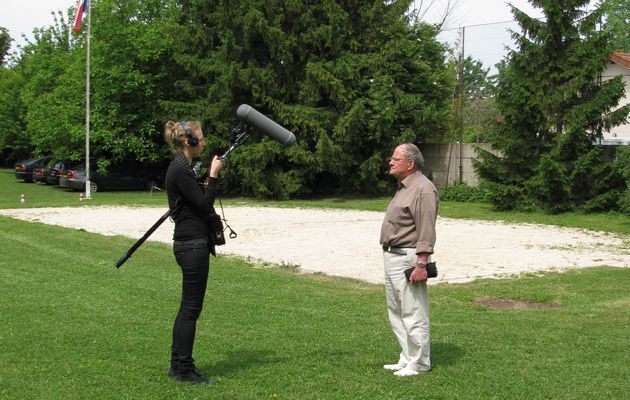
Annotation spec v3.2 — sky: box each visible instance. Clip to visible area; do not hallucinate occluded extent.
[1,0,590,72]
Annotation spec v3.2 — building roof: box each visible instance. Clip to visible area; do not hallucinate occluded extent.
[609,52,630,69]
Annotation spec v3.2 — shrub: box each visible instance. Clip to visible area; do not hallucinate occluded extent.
[438,182,489,203]
[619,190,630,214]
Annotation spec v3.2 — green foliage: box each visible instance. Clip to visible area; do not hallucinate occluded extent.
[475,0,630,213]
[2,1,451,198]
[614,145,630,213]
[526,153,572,213]
[482,181,524,211]
[463,97,498,143]
[603,0,630,52]
[462,56,496,100]
[8,1,179,169]
[616,145,630,182]
[167,0,452,199]
[438,182,489,203]
[0,68,28,164]
[87,0,179,165]
[0,27,10,67]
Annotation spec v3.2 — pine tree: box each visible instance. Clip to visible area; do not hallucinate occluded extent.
[167,0,451,199]
[474,0,629,212]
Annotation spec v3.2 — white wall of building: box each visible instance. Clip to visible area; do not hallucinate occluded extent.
[601,61,630,141]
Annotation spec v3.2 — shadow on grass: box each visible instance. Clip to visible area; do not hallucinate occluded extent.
[202,349,283,376]
[432,342,465,367]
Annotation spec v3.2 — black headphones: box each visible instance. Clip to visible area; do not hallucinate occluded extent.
[180,121,199,147]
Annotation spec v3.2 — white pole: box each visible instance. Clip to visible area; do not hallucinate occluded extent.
[85,3,91,198]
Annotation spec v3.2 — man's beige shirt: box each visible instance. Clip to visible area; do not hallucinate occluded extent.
[380,170,438,255]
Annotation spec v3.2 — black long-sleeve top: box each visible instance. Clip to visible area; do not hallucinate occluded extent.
[165,153,218,242]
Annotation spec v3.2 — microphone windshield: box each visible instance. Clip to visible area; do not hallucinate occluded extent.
[237,104,296,146]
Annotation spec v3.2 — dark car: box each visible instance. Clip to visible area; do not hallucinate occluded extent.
[64,164,162,193]
[46,161,69,186]
[14,156,52,182]
[32,166,50,184]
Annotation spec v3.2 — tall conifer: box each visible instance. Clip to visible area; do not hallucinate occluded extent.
[169,0,451,198]
[475,0,629,212]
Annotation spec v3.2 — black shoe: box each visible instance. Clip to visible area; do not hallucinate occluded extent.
[175,368,215,385]
[168,367,177,378]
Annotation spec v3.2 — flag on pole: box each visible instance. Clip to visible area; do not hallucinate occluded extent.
[72,0,88,33]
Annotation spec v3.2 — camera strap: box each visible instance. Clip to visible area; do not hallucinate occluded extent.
[217,196,238,239]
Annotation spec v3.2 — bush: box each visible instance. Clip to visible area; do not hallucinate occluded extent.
[619,190,630,214]
[484,181,523,211]
[614,146,630,214]
[438,183,489,203]
[580,190,622,212]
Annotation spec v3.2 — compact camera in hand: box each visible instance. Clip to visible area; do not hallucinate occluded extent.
[404,262,438,281]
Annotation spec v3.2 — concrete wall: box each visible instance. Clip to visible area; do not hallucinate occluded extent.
[418,143,623,189]
[419,143,496,189]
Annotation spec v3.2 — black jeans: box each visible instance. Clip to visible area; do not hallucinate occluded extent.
[171,240,211,373]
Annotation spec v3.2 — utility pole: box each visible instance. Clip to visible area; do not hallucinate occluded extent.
[458,26,465,184]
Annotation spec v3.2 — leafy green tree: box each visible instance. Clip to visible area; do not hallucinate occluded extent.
[15,10,72,162]
[17,10,86,163]
[603,0,630,52]
[474,0,629,213]
[0,68,28,164]
[85,0,180,167]
[458,56,498,143]
[168,0,452,199]
[15,1,179,169]
[0,27,27,164]
[0,27,11,67]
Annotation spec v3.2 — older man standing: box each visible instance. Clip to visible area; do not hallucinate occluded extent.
[380,143,438,377]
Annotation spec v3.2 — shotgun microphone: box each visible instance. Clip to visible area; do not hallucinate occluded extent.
[236,104,296,146]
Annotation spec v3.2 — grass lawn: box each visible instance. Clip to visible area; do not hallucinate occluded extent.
[0,218,629,399]
[1,168,629,398]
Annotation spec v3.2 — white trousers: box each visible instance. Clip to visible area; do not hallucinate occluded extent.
[383,248,431,372]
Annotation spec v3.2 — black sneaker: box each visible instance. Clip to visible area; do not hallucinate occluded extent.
[176,368,215,385]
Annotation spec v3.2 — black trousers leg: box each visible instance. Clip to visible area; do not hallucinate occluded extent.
[171,242,210,373]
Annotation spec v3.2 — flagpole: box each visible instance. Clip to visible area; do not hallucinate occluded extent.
[84,1,91,199]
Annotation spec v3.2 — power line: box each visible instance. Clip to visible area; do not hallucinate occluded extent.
[441,19,518,32]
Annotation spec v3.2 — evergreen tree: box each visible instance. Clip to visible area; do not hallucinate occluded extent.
[603,0,630,52]
[462,56,495,100]
[474,0,629,212]
[167,0,451,199]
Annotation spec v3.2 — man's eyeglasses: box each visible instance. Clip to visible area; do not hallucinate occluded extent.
[390,157,410,162]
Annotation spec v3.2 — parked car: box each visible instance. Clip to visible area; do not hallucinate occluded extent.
[64,164,163,193]
[58,165,75,189]
[46,161,69,186]
[14,156,52,182]
[32,166,50,184]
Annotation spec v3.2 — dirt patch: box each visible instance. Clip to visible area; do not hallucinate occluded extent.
[474,297,562,310]
[0,206,628,284]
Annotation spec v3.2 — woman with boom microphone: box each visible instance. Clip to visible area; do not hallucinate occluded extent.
[163,120,225,385]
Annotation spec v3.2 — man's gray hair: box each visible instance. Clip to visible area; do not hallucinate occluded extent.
[399,143,424,170]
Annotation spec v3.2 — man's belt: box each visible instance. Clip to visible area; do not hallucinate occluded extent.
[382,245,413,253]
